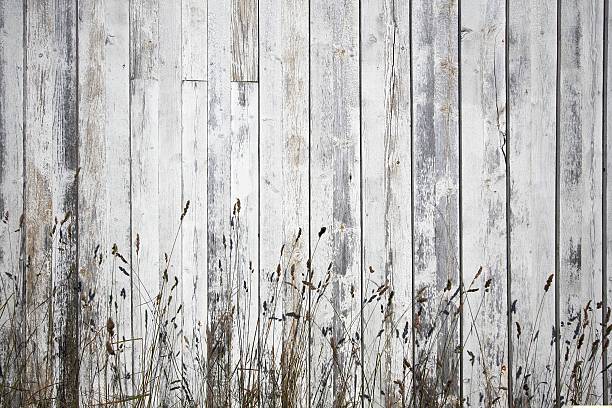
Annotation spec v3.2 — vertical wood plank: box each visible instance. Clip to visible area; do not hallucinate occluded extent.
[158,0,183,404]
[0,0,24,403]
[25,0,80,405]
[411,0,461,404]
[460,0,508,406]
[102,0,132,400]
[259,0,310,403]
[360,0,412,406]
[607,0,612,399]
[130,0,160,402]
[230,81,260,406]
[77,0,131,403]
[129,78,160,401]
[310,0,361,405]
[231,0,258,81]
[559,0,604,404]
[181,80,208,406]
[182,0,208,81]
[207,0,233,405]
[508,0,557,405]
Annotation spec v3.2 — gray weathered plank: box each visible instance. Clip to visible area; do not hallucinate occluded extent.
[259,0,310,404]
[77,0,132,403]
[230,81,260,406]
[181,80,208,406]
[508,0,557,405]
[130,0,160,402]
[360,0,412,406]
[130,0,158,81]
[182,0,208,81]
[158,0,183,404]
[310,0,361,405]
[411,0,461,404]
[231,0,258,81]
[558,0,604,404]
[460,0,508,405]
[129,78,160,403]
[0,0,24,404]
[207,0,233,405]
[607,0,612,400]
[25,1,80,405]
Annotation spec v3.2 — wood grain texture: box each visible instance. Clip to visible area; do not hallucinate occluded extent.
[24,1,80,405]
[310,0,361,405]
[77,0,131,403]
[508,0,557,405]
[0,1,24,403]
[181,80,208,406]
[411,0,461,404]
[230,82,260,406]
[607,1,612,400]
[158,1,183,404]
[2,1,611,405]
[207,0,233,405]
[259,0,310,403]
[182,0,208,81]
[460,0,508,405]
[231,0,258,81]
[558,0,604,404]
[129,78,160,403]
[130,0,158,81]
[360,0,412,406]
[130,1,160,404]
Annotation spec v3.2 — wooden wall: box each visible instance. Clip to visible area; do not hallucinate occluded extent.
[0,0,610,406]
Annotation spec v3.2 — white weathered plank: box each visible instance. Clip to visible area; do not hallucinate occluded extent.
[460,0,508,406]
[207,0,233,405]
[181,80,208,406]
[130,0,161,402]
[231,0,258,81]
[360,0,412,406]
[77,0,131,403]
[508,0,557,405]
[607,1,612,400]
[182,0,207,81]
[411,0,461,404]
[259,0,310,404]
[230,81,260,406]
[130,0,158,81]
[129,78,160,402]
[24,1,80,405]
[310,0,361,405]
[102,0,132,400]
[0,1,24,404]
[558,0,604,404]
[158,0,183,404]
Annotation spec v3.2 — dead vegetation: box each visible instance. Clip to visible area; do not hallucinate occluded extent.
[0,202,607,407]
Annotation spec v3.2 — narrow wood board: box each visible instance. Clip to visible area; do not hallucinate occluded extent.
[508,0,558,405]
[181,80,208,406]
[360,0,413,405]
[231,0,258,81]
[411,0,461,403]
[24,1,80,405]
[0,1,24,404]
[558,0,604,403]
[460,0,508,405]
[77,0,132,403]
[182,0,208,81]
[158,0,183,403]
[310,0,362,405]
[259,0,310,403]
[207,0,233,404]
[230,81,260,406]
